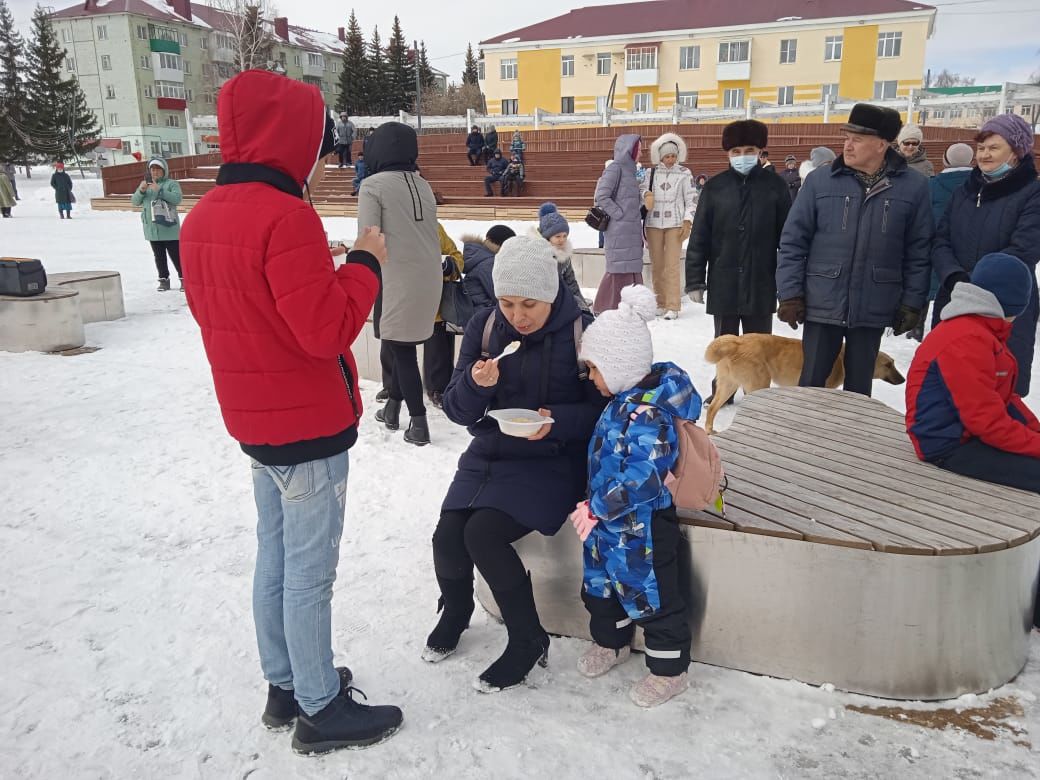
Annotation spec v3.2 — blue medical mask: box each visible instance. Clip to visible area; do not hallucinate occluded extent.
[983,161,1012,180]
[729,155,758,175]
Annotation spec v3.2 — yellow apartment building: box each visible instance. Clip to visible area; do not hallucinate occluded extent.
[478,0,935,121]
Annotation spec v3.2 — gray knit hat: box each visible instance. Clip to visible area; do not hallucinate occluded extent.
[538,202,569,238]
[809,146,836,168]
[943,142,974,168]
[492,236,560,303]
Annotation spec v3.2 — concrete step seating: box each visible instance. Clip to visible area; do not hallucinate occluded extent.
[0,268,124,353]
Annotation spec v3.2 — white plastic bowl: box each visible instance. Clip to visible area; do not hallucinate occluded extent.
[487,408,554,437]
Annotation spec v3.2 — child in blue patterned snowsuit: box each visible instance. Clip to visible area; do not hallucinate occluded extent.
[574,284,701,707]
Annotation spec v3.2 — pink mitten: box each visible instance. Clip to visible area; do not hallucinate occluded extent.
[569,501,598,542]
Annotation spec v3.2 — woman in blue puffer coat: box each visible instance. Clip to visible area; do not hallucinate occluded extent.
[422,236,606,694]
[931,113,1040,396]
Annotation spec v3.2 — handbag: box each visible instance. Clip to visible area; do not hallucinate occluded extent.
[439,277,474,334]
[69,192,77,204]
[0,257,47,297]
[584,163,623,232]
[151,196,178,227]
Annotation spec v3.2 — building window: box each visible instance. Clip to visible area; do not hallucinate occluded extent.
[500,58,518,80]
[307,52,324,68]
[501,98,518,115]
[143,85,154,98]
[632,92,653,112]
[108,113,118,125]
[679,45,700,70]
[183,61,191,74]
[147,113,157,125]
[158,52,181,70]
[140,54,152,69]
[626,47,657,70]
[201,36,208,49]
[561,96,575,113]
[477,60,485,80]
[96,25,107,40]
[723,88,745,108]
[821,83,839,101]
[561,55,574,77]
[779,39,797,64]
[150,141,162,156]
[873,80,898,100]
[61,28,71,43]
[824,35,843,62]
[949,108,963,119]
[105,85,116,99]
[101,54,112,70]
[165,114,181,128]
[677,91,698,108]
[167,142,184,155]
[155,81,186,99]
[293,54,301,66]
[136,25,148,40]
[596,52,611,75]
[877,31,902,58]
[718,40,749,63]
[179,32,188,47]
[66,57,76,72]
[122,141,131,155]
[932,109,946,119]
[596,95,608,113]
[331,62,337,73]
[777,86,794,105]
[186,88,193,101]
[202,63,211,76]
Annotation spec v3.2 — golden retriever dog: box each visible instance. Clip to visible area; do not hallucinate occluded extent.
[702,334,905,434]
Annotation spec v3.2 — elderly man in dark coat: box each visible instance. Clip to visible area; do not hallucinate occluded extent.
[776,103,933,396]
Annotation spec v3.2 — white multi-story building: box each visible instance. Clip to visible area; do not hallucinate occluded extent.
[50,0,349,163]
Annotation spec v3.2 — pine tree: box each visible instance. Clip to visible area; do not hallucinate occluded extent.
[366,25,388,115]
[385,16,413,113]
[417,40,435,92]
[0,0,29,164]
[336,10,367,115]
[24,6,99,160]
[463,43,479,86]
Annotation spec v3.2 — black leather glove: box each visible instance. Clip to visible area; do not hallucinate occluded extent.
[944,271,970,292]
[777,298,805,330]
[892,305,922,336]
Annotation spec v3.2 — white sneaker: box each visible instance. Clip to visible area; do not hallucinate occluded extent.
[655,307,667,317]
[662,310,679,320]
[629,671,689,707]
[577,644,631,678]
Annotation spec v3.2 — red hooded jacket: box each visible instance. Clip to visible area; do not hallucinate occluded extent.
[906,284,1040,461]
[181,71,380,464]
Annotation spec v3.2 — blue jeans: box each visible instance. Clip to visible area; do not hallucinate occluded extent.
[250,452,349,715]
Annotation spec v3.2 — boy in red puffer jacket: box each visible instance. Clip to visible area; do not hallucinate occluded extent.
[905,251,1040,628]
[180,69,403,754]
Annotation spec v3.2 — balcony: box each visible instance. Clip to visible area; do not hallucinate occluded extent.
[624,68,658,88]
[716,60,751,81]
[212,46,235,64]
[157,97,187,111]
[152,54,184,83]
[302,59,325,79]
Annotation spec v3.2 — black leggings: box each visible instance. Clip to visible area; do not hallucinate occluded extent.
[423,322,455,395]
[150,240,182,280]
[383,340,426,417]
[432,508,532,592]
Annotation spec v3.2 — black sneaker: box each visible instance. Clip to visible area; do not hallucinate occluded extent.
[375,388,390,403]
[262,666,353,731]
[292,687,403,754]
[157,278,171,292]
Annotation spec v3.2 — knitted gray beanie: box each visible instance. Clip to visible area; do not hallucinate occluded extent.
[492,236,560,303]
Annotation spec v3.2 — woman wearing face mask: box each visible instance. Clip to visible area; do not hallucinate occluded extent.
[422,236,605,694]
[642,133,696,320]
[685,120,791,401]
[932,113,1040,396]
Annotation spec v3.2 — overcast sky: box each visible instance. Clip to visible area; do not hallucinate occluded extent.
[7,0,1038,86]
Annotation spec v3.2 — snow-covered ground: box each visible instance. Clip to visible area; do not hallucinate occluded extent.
[2,170,1038,779]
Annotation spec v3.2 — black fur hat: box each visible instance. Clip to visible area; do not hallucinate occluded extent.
[841,103,902,143]
[721,120,768,151]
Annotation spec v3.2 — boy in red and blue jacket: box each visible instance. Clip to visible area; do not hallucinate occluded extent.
[905,252,1039,627]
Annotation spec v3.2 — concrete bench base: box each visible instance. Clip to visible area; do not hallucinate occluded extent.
[0,271,124,353]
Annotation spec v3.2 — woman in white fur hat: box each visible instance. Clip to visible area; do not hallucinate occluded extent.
[642,133,696,319]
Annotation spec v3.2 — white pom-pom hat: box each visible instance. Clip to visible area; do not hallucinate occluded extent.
[579,285,658,393]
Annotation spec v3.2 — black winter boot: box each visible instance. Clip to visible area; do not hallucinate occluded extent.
[262,666,354,730]
[404,415,430,446]
[476,575,550,693]
[374,398,401,430]
[292,687,403,754]
[422,577,475,663]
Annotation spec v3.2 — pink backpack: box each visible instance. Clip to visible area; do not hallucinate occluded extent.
[664,419,726,515]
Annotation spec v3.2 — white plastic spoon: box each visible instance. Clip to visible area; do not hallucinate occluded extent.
[494,340,521,362]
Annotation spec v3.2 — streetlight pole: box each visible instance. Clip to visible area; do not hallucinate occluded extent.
[414,40,422,132]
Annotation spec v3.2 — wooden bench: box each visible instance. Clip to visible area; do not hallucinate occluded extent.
[0,271,124,353]
[477,387,1040,700]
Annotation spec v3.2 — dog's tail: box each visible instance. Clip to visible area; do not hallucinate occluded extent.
[704,335,741,365]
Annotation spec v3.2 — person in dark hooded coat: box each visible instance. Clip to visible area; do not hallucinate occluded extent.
[422,236,606,695]
[461,224,516,310]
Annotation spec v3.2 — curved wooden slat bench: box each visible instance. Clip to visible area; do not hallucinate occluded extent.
[0,271,124,353]
[477,387,1040,700]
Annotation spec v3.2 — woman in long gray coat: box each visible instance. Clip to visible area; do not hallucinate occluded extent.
[358,122,441,445]
[593,133,644,314]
